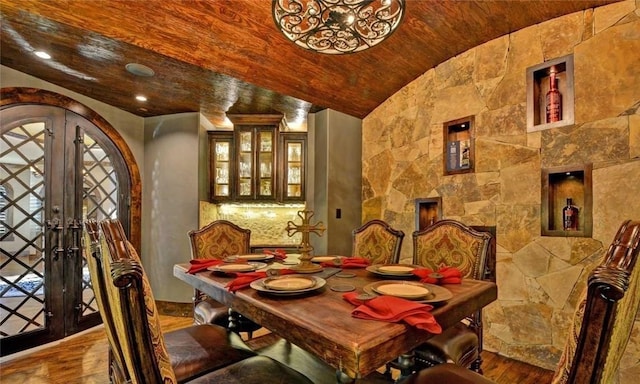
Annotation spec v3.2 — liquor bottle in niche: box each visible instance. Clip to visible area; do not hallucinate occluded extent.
[546,66,563,123]
[562,198,579,231]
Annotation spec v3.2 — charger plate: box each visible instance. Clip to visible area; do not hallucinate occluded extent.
[363,280,453,303]
[225,254,274,262]
[208,262,267,273]
[251,276,326,296]
[366,264,421,278]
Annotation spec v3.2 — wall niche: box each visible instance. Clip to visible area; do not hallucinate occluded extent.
[541,164,592,237]
[526,54,575,132]
[415,197,442,230]
[443,116,474,175]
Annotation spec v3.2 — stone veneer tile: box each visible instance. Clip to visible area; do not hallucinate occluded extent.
[535,236,573,261]
[574,21,640,123]
[503,304,553,344]
[593,160,640,245]
[496,258,528,301]
[537,265,583,307]
[540,117,628,167]
[538,11,583,60]
[513,242,552,277]
[473,35,509,83]
[630,114,640,159]
[434,49,475,88]
[431,84,486,125]
[500,160,541,205]
[475,139,539,173]
[476,103,527,138]
[525,276,551,304]
[594,0,637,34]
[496,204,539,253]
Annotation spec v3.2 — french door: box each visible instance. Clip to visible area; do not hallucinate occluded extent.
[0,104,131,356]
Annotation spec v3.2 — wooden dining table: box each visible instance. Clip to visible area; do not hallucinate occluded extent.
[173,258,497,381]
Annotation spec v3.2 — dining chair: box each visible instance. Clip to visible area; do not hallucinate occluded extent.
[84,219,256,383]
[87,218,314,384]
[188,219,262,337]
[352,219,405,265]
[410,219,492,373]
[401,219,640,384]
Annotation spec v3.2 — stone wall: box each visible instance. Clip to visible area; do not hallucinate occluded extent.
[199,202,304,246]
[362,1,640,380]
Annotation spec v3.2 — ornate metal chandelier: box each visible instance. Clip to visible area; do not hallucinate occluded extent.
[272,0,405,54]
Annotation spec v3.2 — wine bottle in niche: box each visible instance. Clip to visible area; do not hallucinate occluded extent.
[546,66,563,123]
[562,198,579,231]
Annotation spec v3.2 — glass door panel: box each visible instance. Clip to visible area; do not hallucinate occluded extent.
[281,133,306,201]
[257,130,274,198]
[238,131,253,197]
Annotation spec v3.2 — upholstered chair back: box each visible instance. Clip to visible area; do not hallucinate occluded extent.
[98,219,178,384]
[551,219,640,384]
[84,219,129,383]
[352,219,405,265]
[189,220,251,260]
[412,220,491,280]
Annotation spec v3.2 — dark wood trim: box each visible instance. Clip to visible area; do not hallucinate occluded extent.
[0,87,142,250]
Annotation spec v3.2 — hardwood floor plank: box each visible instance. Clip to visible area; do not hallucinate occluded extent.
[0,316,554,384]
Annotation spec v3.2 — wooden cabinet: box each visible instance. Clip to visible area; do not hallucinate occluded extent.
[280,132,306,202]
[208,114,307,203]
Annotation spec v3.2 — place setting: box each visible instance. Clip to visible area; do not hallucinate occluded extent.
[361,280,453,305]
[366,263,422,278]
[249,273,327,296]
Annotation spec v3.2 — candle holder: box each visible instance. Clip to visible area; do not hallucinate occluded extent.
[285,209,326,273]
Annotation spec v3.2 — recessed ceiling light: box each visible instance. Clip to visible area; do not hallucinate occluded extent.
[126,63,155,77]
[136,95,148,102]
[34,51,51,59]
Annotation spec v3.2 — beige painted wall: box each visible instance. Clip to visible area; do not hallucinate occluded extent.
[362,1,640,380]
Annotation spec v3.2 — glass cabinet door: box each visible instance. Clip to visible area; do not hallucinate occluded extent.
[237,130,254,198]
[209,132,233,202]
[257,129,275,199]
[281,133,306,201]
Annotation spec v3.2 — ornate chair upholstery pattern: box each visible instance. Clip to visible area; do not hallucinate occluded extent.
[188,220,261,336]
[87,218,313,384]
[411,219,492,373]
[352,219,405,265]
[401,219,640,384]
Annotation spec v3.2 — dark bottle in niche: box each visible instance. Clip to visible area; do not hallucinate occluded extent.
[546,66,563,123]
[562,198,579,231]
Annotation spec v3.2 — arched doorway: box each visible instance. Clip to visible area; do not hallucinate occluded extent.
[0,88,141,356]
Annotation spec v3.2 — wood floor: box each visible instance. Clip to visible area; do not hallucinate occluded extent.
[0,316,554,384]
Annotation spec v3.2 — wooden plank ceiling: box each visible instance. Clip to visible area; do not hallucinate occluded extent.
[0,0,618,127]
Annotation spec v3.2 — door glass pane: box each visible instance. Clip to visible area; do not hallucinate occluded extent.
[0,122,46,338]
[80,133,118,316]
[214,142,230,197]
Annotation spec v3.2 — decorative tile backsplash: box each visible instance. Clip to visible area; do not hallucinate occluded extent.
[199,201,304,245]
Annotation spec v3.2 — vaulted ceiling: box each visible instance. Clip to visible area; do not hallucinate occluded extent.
[0,0,618,127]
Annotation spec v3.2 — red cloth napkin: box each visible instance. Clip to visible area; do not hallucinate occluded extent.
[342,292,441,334]
[412,266,462,284]
[226,269,296,292]
[263,249,287,261]
[187,259,225,274]
[321,257,370,269]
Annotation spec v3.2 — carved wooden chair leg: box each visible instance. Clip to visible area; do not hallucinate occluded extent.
[471,355,483,374]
